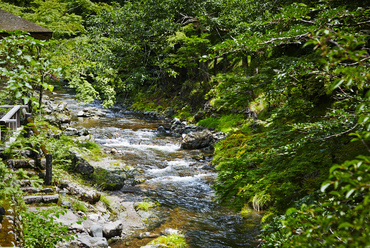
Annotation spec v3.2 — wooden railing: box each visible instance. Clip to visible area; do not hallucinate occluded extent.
[0,105,28,143]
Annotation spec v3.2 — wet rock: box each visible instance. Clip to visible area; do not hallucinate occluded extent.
[64,127,79,136]
[213,132,227,142]
[139,232,159,239]
[103,220,123,239]
[161,228,181,236]
[0,206,5,215]
[78,107,106,118]
[90,224,103,237]
[180,130,214,149]
[75,135,95,143]
[132,178,146,186]
[78,128,90,136]
[170,118,185,134]
[156,126,167,135]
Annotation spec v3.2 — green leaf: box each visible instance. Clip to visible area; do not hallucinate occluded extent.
[286,207,298,215]
[15,91,22,99]
[338,222,354,229]
[345,188,355,199]
[321,182,331,192]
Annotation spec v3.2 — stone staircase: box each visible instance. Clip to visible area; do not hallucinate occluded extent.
[0,156,59,247]
[7,158,59,206]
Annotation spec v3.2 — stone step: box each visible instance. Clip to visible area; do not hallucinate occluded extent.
[23,194,59,205]
[21,186,54,194]
[6,158,46,169]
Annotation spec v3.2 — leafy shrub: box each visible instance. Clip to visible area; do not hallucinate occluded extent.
[22,207,75,248]
[198,113,246,133]
[260,156,370,247]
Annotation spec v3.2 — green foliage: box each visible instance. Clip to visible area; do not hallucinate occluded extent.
[198,113,246,133]
[260,156,370,247]
[0,32,57,110]
[151,234,189,248]
[135,201,154,212]
[0,161,23,201]
[21,207,74,247]
[77,141,102,156]
[70,199,89,212]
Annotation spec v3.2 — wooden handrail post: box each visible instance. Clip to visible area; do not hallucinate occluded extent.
[45,153,52,185]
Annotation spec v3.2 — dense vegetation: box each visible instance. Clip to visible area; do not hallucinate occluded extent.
[1,0,369,246]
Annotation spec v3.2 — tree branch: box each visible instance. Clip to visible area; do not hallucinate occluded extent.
[338,56,370,66]
[63,4,82,16]
[257,32,310,45]
[318,124,358,141]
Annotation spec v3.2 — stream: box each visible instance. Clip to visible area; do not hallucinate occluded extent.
[52,87,262,248]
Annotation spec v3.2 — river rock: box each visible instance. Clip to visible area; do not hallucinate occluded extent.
[161,228,181,236]
[70,153,95,175]
[67,183,101,204]
[139,232,159,239]
[56,113,72,124]
[100,174,125,191]
[180,130,214,149]
[156,126,167,135]
[77,107,106,118]
[163,107,175,118]
[102,220,123,239]
[170,118,185,134]
[78,233,109,248]
[64,127,79,136]
[90,224,103,237]
[61,201,72,209]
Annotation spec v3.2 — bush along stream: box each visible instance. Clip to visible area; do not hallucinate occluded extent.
[44,86,262,248]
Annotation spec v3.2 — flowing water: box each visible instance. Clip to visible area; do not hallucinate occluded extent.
[52,87,261,248]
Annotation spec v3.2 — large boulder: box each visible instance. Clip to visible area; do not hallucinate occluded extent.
[77,233,108,248]
[102,221,123,239]
[70,153,94,175]
[90,224,103,237]
[180,130,215,149]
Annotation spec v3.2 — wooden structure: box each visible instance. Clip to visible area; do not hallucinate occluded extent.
[0,9,53,40]
[0,105,28,143]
